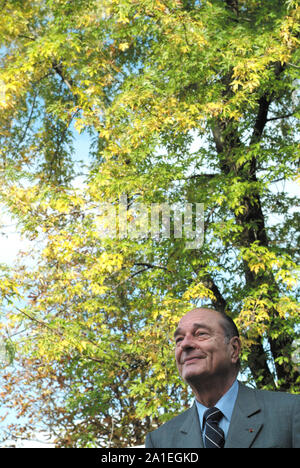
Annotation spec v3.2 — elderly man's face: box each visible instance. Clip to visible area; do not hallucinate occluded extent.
[174,309,239,385]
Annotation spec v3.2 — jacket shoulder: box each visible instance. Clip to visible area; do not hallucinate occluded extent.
[145,406,194,448]
[250,385,299,403]
[238,382,300,410]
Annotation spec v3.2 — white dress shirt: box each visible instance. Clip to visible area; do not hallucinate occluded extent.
[195,379,239,443]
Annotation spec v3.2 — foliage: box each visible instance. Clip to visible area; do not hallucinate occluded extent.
[0,0,299,447]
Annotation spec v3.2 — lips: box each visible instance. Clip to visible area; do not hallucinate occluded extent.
[183,355,205,364]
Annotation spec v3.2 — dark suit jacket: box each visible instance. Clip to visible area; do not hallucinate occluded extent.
[145,382,300,448]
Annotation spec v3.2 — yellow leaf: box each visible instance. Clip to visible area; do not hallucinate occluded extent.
[119,42,130,51]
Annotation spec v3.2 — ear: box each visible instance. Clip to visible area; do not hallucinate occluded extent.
[230,336,241,364]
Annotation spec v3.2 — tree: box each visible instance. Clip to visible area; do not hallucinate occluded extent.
[0,0,299,447]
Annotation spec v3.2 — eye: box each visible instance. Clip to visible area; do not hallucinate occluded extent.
[195,330,209,339]
[175,336,183,345]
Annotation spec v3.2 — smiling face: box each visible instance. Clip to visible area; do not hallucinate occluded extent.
[174,308,240,388]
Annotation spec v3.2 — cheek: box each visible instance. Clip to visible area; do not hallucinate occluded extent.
[210,347,229,367]
[174,348,180,363]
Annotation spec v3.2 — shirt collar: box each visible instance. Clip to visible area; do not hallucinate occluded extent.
[195,379,239,429]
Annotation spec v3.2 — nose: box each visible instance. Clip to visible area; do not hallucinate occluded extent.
[179,333,195,351]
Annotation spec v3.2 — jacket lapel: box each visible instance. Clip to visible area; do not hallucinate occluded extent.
[179,403,204,448]
[225,383,263,448]
[177,383,263,448]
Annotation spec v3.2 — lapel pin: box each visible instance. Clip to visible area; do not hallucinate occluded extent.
[249,428,254,433]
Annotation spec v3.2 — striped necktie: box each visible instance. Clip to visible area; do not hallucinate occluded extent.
[204,407,225,448]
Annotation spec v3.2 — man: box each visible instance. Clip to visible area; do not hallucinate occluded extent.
[145,308,300,448]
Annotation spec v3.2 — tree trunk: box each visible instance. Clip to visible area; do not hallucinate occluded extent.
[211,86,299,388]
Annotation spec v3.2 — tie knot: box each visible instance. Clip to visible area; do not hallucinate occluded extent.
[204,407,223,423]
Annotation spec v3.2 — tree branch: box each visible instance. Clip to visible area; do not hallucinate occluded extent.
[266,113,295,122]
[16,90,38,151]
[225,0,239,15]
[184,174,217,181]
[250,62,286,145]
[16,307,63,338]
[250,95,272,145]
[202,275,227,313]
[134,262,173,273]
[52,62,74,93]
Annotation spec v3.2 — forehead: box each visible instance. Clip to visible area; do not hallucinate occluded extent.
[176,309,223,332]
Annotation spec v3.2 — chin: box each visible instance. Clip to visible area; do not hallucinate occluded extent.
[182,368,209,384]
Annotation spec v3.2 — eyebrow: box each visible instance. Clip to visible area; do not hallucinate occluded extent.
[173,322,212,339]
